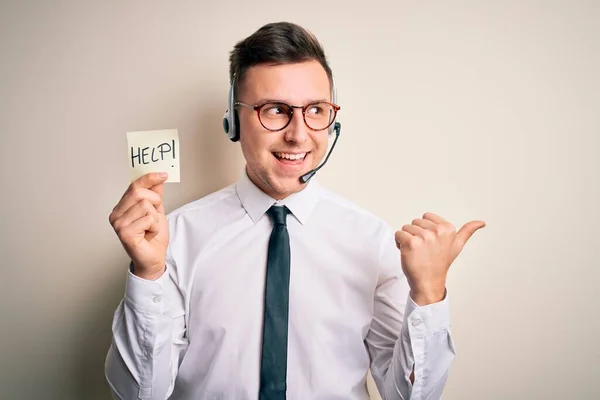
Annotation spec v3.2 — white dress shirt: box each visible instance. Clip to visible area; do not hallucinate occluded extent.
[105,170,455,400]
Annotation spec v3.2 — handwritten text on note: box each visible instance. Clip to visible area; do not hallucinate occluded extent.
[126,129,180,182]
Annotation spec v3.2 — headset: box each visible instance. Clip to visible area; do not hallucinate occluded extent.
[222,74,342,183]
[222,78,242,142]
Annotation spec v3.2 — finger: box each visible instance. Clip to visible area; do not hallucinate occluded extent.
[412,218,437,230]
[423,212,447,225]
[146,217,160,233]
[119,172,168,200]
[150,182,164,196]
[402,224,425,237]
[131,172,167,207]
[120,214,160,246]
[150,182,166,214]
[395,230,412,250]
[144,214,161,241]
[111,187,163,223]
[133,172,168,190]
[112,199,158,233]
[456,220,486,248]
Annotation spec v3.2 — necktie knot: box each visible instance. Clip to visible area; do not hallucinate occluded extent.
[267,206,290,226]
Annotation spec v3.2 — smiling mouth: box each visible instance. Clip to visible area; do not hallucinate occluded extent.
[273,151,309,165]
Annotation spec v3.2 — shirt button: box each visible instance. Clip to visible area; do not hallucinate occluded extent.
[412,319,422,327]
[153,295,162,303]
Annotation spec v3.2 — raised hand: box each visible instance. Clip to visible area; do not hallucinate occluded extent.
[109,172,170,280]
[394,212,486,305]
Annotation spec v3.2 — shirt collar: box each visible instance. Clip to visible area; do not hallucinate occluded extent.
[235,168,320,225]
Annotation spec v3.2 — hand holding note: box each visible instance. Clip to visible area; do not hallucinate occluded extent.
[109,172,170,280]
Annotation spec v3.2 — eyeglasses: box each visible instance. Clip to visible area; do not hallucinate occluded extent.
[235,101,341,132]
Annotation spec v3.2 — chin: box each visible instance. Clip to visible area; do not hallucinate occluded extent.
[271,178,304,198]
[249,163,315,199]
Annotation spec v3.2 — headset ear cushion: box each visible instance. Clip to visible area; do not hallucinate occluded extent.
[231,111,240,142]
[223,113,230,134]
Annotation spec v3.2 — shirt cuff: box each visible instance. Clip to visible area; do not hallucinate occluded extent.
[124,263,169,315]
[404,290,450,339]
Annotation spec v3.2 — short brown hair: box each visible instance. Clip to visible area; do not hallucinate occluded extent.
[229,22,333,99]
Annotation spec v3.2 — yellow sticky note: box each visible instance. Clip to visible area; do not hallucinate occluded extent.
[127,129,180,182]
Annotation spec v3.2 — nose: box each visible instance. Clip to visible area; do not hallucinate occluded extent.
[283,109,309,144]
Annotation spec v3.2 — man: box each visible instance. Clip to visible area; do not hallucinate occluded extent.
[105,22,485,400]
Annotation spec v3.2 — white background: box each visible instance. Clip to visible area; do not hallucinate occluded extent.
[1,1,598,399]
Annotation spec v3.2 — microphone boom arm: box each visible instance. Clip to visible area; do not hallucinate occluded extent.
[299,122,341,184]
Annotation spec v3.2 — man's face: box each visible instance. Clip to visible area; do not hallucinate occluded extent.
[237,60,332,200]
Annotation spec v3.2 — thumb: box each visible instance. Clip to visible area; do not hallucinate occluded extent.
[456,220,486,249]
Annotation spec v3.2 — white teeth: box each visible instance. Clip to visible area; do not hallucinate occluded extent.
[275,152,306,160]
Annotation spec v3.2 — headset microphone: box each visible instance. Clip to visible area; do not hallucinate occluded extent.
[299,121,341,184]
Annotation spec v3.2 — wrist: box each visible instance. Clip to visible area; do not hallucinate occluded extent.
[410,286,446,306]
[131,262,166,281]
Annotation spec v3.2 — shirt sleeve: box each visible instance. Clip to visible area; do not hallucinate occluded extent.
[104,260,188,400]
[365,227,455,400]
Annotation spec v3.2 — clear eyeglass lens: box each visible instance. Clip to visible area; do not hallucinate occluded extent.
[304,103,335,130]
[259,102,335,131]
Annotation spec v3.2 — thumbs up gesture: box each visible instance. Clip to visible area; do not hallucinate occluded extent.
[395,212,486,306]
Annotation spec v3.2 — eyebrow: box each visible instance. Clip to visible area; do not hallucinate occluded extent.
[253,98,331,105]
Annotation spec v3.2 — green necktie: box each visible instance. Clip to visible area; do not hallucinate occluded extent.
[259,205,291,400]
